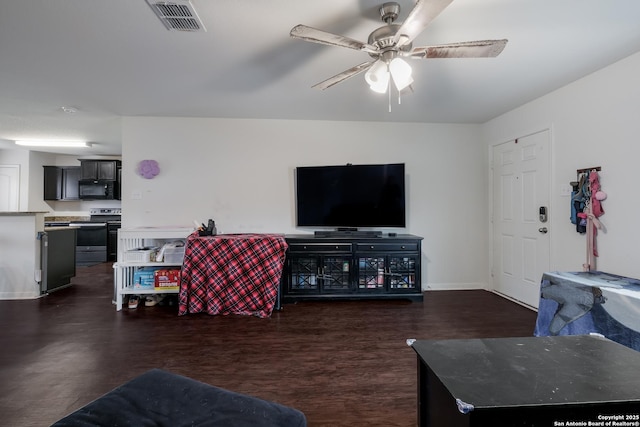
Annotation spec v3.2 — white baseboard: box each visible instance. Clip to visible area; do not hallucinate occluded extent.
[0,291,39,300]
[423,282,488,291]
[490,290,538,312]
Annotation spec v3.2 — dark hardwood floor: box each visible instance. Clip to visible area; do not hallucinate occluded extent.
[0,262,537,426]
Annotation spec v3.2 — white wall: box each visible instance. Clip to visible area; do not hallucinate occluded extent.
[0,149,29,211]
[122,118,488,289]
[0,213,44,299]
[0,149,55,212]
[482,51,640,279]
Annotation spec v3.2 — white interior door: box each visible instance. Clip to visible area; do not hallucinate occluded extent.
[0,165,20,211]
[492,130,550,308]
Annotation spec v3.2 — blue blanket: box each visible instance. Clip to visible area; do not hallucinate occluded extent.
[534,271,640,351]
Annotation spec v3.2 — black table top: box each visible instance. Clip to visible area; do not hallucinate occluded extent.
[411,335,640,409]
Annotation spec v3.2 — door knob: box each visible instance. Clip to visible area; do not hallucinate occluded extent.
[538,227,548,234]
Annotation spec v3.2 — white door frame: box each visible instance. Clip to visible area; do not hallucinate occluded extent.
[0,164,20,211]
[489,126,554,309]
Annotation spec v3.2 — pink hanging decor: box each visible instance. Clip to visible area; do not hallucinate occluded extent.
[582,169,606,271]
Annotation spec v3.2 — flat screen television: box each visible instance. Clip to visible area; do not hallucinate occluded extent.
[295,163,406,229]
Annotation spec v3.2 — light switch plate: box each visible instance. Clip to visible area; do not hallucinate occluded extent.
[560,184,573,197]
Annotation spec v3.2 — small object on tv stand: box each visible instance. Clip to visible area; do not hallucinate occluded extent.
[314,229,382,238]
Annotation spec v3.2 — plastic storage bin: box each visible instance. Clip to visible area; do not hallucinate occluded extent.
[164,246,186,264]
[124,247,158,263]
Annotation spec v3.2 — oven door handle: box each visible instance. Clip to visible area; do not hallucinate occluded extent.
[70,222,108,227]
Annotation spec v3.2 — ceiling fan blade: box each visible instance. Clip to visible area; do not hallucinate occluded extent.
[312,61,375,90]
[290,25,378,53]
[394,0,454,48]
[408,39,508,58]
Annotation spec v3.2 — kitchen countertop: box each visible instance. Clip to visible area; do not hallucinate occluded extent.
[44,226,80,231]
[0,211,49,216]
[45,216,90,222]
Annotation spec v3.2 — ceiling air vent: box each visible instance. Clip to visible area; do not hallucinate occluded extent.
[146,0,206,32]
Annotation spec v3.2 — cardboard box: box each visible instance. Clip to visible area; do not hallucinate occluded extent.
[133,268,161,289]
[154,269,181,291]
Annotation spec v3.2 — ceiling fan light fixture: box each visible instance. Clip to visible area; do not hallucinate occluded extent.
[290,1,507,100]
[389,57,413,91]
[369,78,390,94]
[365,60,390,93]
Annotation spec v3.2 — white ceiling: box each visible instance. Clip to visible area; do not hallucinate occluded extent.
[1,0,640,156]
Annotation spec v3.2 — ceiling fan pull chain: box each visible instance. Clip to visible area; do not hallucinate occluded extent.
[388,79,392,112]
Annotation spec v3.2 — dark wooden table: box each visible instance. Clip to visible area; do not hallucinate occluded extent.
[411,335,640,426]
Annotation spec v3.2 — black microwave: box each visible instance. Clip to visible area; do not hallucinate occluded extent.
[79,180,119,200]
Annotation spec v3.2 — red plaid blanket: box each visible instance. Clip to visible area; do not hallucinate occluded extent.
[178,233,288,318]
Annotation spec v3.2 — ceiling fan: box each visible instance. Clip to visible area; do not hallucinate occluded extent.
[290,0,507,95]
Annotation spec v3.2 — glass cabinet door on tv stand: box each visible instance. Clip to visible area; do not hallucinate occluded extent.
[287,254,352,295]
[357,253,419,293]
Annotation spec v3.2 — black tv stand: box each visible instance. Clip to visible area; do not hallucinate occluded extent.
[282,234,423,304]
[315,229,383,238]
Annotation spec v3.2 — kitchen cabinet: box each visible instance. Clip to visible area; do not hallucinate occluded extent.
[80,160,120,181]
[63,167,80,200]
[282,234,423,303]
[43,166,80,201]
